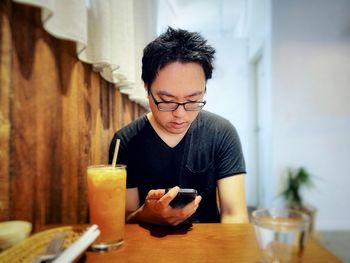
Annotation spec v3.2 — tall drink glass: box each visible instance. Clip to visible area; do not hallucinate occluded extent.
[87,165,126,252]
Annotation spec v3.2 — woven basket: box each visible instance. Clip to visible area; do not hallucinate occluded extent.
[0,225,85,263]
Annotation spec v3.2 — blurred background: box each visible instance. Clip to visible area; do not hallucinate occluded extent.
[1,0,349,260]
[157,0,350,232]
[157,1,350,260]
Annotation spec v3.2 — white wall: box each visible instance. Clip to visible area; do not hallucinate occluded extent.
[245,0,272,209]
[270,0,350,230]
[205,37,251,205]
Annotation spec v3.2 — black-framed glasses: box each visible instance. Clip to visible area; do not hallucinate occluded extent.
[150,91,206,112]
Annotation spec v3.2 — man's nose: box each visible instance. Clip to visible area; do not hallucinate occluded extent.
[172,104,186,117]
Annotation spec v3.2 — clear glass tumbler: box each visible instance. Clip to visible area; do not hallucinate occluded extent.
[252,208,310,263]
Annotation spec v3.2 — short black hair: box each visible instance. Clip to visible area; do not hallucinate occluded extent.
[141,27,215,89]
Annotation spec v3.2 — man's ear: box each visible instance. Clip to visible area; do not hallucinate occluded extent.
[144,84,150,95]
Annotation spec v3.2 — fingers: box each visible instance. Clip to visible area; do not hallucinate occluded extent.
[143,188,202,226]
[169,195,202,225]
[183,195,202,213]
[146,189,166,200]
[158,186,180,208]
[194,195,202,207]
[144,187,179,211]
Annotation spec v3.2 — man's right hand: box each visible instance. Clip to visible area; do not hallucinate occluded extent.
[127,186,202,226]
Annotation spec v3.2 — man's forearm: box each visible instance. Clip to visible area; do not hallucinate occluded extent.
[126,205,162,225]
[126,206,144,223]
[220,211,249,223]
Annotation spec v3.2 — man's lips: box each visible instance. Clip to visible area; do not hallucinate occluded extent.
[170,121,186,128]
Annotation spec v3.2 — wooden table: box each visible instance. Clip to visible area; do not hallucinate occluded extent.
[80,223,341,263]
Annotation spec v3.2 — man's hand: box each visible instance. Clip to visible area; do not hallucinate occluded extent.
[129,186,201,226]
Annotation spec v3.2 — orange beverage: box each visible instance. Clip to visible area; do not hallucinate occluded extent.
[87,165,126,251]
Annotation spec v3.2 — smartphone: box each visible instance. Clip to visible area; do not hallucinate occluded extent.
[165,188,198,208]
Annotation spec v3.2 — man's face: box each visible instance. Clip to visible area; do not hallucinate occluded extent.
[147,62,206,135]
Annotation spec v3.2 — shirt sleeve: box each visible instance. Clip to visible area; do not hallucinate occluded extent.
[215,120,246,179]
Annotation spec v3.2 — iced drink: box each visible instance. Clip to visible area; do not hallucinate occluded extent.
[87,165,126,251]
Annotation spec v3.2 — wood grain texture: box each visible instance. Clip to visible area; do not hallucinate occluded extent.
[0,0,147,230]
[83,223,341,263]
[0,0,11,222]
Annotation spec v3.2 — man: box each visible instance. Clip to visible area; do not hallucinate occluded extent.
[109,27,248,225]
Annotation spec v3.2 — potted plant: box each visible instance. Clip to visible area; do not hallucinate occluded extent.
[279,167,317,233]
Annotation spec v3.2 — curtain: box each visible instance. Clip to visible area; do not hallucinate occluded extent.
[12,0,158,107]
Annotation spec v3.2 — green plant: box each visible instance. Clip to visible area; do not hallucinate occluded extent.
[280,167,314,209]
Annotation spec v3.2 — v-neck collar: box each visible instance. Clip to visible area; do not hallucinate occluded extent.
[144,115,190,149]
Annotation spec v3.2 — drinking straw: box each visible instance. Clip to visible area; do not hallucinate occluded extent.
[111,139,120,167]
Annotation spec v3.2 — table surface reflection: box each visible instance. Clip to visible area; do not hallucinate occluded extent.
[78,223,341,263]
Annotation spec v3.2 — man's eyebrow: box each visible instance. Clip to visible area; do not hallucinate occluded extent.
[157,90,204,98]
[186,91,204,97]
[157,91,176,97]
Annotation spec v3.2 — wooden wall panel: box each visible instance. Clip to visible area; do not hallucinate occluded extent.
[0,0,147,230]
[0,0,11,222]
[10,2,37,224]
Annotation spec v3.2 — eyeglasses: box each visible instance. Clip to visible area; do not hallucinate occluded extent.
[150,91,206,112]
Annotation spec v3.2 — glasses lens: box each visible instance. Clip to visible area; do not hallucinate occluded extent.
[158,102,179,111]
[184,102,205,111]
[157,101,206,111]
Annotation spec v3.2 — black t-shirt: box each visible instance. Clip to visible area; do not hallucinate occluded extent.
[109,110,246,223]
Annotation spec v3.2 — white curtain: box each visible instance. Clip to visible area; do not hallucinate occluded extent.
[12,0,158,108]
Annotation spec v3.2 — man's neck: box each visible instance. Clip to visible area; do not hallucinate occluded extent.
[146,112,189,148]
